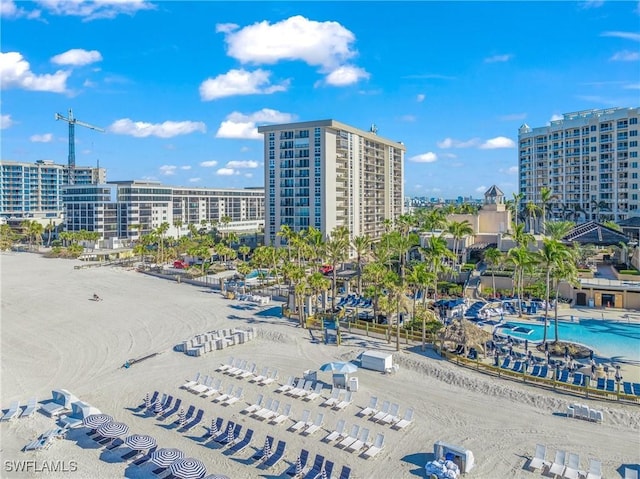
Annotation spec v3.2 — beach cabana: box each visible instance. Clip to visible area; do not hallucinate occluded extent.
[40,389,79,417]
[59,401,101,428]
[434,440,475,473]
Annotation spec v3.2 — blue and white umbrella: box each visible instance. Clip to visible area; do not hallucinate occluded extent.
[97,421,129,439]
[226,423,234,445]
[154,398,164,414]
[262,437,271,459]
[144,393,151,410]
[82,414,113,429]
[151,448,185,468]
[169,457,207,479]
[295,456,303,476]
[210,418,219,436]
[319,361,358,374]
[179,409,187,428]
[124,434,156,452]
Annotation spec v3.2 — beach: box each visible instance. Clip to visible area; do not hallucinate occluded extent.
[1,252,639,479]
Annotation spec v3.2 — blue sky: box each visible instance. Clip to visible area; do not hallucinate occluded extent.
[1,1,639,199]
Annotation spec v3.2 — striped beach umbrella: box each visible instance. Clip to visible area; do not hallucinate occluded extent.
[124,434,157,452]
[154,398,164,414]
[82,414,113,429]
[262,437,271,459]
[179,409,187,428]
[226,423,234,445]
[295,456,303,476]
[144,393,151,409]
[151,448,185,468]
[320,467,328,479]
[210,418,219,436]
[97,421,129,439]
[169,457,207,479]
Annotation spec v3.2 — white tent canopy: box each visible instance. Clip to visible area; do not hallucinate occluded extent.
[434,441,475,473]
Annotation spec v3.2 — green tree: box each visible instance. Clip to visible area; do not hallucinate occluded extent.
[419,235,455,301]
[483,247,503,299]
[446,219,474,269]
[544,220,575,240]
[539,186,553,235]
[352,234,372,294]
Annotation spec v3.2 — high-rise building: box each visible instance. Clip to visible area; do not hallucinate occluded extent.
[518,107,639,223]
[0,160,105,221]
[62,180,264,240]
[258,120,405,247]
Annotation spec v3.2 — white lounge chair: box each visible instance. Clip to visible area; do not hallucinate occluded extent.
[362,433,385,459]
[322,388,341,407]
[358,396,378,417]
[289,409,311,433]
[337,424,360,449]
[346,427,370,453]
[223,387,244,406]
[213,385,234,403]
[371,400,390,422]
[377,402,399,425]
[22,397,37,418]
[562,453,580,479]
[334,390,353,410]
[59,401,101,429]
[392,407,414,429]
[302,412,324,436]
[201,378,223,398]
[216,357,235,372]
[40,389,78,417]
[270,403,291,425]
[304,383,324,402]
[275,376,295,393]
[260,369,278,385]
[549,450,567,477]
[586,459,602,479]
[239,363,257,379]
[260,399,281,421]
[252,397,274,419]
[242,394,264,415]
[2,401,21,421]
[189,375,212,394]
[528,444,547,472]
[323,419,346,443]
[286,378,306,397]
[181,372,201,390]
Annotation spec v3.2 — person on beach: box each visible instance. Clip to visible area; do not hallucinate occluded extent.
[93,293,102,301]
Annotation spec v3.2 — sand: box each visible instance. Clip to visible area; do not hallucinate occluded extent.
[1,252,639,479]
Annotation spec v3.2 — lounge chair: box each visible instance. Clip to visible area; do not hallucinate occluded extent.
[211,420,234,443]
[228,428,254,453]
[572,373,586,387]
[537,365,549,378]
[259,399,280,421]
[242,394,264,415]
[270,403,292,425]
[548,450,567,477]
[337,424,360,449]
[334,390,353,410]
[285,448,309,477]
[302,454,325,479]
[362,432,385,459]
[132,445,157,466]
[585,459,602,479]
[337,465,352,479]
[358,396,379,417]
[260,369,278,386]
[392,407,414,429]
[557,370,570,383]
[261,440,286,469]
[219,422,243,446]
[157,398,181,421]
[2,401,22,421]
[286,378,306,397]
[276,376,295,393]
[204,417,224,440]
[20,397,37,418]
[633,383,640,396]
[252,397,274,419]
[625,467,639,479]
[181,372,201,390]
[562,453,580,479]
[223,387,244,406]
[303,383,324,402]
[40,389,78,417]
[252,435,274,461]
[59,400,101,429]
[189,375,213,395]
[623,381,634,395]
[605,379,616,392]
[139,391,159,410]
[500,357,511,369]
[179,408,204,432]
[216,356,235,372]
[289,409,311,433]
[322,388,341,407]
[239,363,257,380]
[377,402,400,425]
[511,361,523,373]
[201,378,223,398]
[23,437,53,452]
[371,401,390,422]
[346,427,370,453]
[529,365,541,376]
[302,412,324,436]
[173,405,195,427]
[250,366,269,383]
[324,419,346,443]
[213,385,235,404]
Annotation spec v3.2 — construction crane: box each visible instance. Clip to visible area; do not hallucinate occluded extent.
[55,108,104,183]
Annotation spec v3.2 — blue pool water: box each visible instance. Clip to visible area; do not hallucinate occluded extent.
[245,269,269,279]
[496,319,640,362]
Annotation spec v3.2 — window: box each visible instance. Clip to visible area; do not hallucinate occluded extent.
[630,130,638,137]
[631,117,638,125]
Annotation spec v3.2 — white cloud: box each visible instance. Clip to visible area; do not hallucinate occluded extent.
[199,161,218,168]
[199,68,289,100]
[441,153,457,159]
[32,0,155,21]
[437,137,480,149]
[180,165,191,170]
[30,133,53,142]
[51,49,102,66]
[226,160,258,168]
[484,54,513,63]
[240,146,250,152]
[416,93,425,102]
[159,165,177,176]
[409,152,438,163]
[215,22,238,34]
[0,0,41,19]
[550,114,563,122]
[0,52,70,92]
[217,168,236,176]
[244,173,253,178]
[601,31,640,42]
[215,108,296,140]
[108,118,206,138]
[218,15,368,86]
[323,65,369,86]
[479,136,516,149]
[0,114,14,129]
[188,177,201,183]
[610,50,640,61]
[475,185,487,193]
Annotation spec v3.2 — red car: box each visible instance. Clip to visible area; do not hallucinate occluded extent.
[173,260,189,269]
[320,265,334,275]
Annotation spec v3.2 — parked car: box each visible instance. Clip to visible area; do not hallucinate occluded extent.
[173,260,189,269]
[320,265,334,275]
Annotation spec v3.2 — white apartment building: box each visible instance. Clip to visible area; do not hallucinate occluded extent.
[518,107,640,223]
[0,160,105,222]
[62,180,264,241]
[258,120,405,246]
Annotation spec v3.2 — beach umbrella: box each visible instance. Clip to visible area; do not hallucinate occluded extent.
[151,448,185,468]
[97,421,129,443]
[177,408,186,427]
[319,361,358,374]
[210,418,219,436]
[262,437,271,459]
[226,423,234,445]
[320,467,328,479]
[124,434,156,452]
[295,456,303,476]
[169,457,207,479]
[155,398,164,414]
[82,414,113,429]
[524,339,528,352]
[144,393,151,410]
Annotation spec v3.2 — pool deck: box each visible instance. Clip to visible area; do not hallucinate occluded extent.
[486,305,640,382]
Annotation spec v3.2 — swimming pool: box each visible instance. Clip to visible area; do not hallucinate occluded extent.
[496,319,640,363]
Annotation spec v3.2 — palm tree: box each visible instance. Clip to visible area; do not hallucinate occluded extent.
[446,220,474,269]
[536,238,572,345]
[352,234,372,294]
[507,246,534,314]
[539,186,553,235]
[511,192,524,229]
[544,220,575,240]
[508,222,535,249]
[526,201,538,234]
[419,235,455,301]
[325,231,349,311]
[277,224,296,261]
[483,247,503,299]
[238,245,250,262]
[407,263,436,350]
[174,218,183,239]
[550,258,578,343]
[308,272,331,314]
[45,220,55,247]
[363,261,392,326]
[156,222,171,264]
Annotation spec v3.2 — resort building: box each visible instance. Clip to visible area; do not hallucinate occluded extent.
[0,160,105,223]
[62,181,264,243]
[258,120,405,247]
[518,107,640,224]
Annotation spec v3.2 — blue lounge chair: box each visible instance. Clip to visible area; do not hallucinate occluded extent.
[285,449,309,476]
[633,383,640,396]
[204,417,224,439]
[139,391,159,410]
[252,435,274,461]
[557,370,570,383]
[572,373,585,387]
[596,377,606,390]
[228,429,254,454]
[302,454,325,479]
[132,446,157,466]
[219,423,242,445]
[530,365,541,376]
[623,382,633,395]
[511,361,523,373]
[500,357,511,369]
[212,420,234,443]
[606,379,616,392]
[537,365,549,378]
[262,440,286,469]
[173,405,195,426]
[157,398,182,421]
[338,465,352,479]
